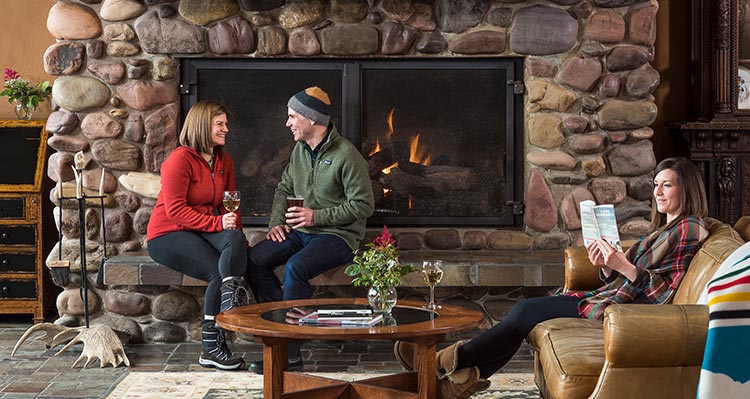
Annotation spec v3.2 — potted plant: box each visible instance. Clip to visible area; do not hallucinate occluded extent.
[1,68,52,120]
[345,226,413,315]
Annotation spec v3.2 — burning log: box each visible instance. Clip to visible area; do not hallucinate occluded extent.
[367,141,409,179]
[379,166,477,194]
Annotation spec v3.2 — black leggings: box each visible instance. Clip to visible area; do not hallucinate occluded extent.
[147,230,247,316]
[457,295,581,378]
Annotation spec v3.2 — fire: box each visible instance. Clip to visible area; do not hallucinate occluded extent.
[408,194,414,209]
[386,108,395,140]
[369,138,381,156]
[409,134,431,166]
[382,162,398,174]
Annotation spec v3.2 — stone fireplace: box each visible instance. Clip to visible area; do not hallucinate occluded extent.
[43,0,660,343]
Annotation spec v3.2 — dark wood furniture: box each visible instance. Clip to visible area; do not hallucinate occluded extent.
[672,0,750,225]
[216,298,484,399]
[0,120,49,322]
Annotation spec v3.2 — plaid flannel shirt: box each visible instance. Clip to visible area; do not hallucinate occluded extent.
[567,216,708,320]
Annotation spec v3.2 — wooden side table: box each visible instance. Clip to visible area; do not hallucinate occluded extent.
[0,120,50,323]
[217,298,484,399]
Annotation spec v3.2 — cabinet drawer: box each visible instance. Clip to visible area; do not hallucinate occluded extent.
[0,254,36,273]
[0,279,36,299]
[0,198,24,219]
[0,226,36,246]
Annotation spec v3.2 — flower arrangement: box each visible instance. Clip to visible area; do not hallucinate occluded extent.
[345,226,413,290]
[1,68,52,115]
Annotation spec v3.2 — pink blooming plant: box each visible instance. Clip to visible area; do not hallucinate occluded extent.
[1,68,52,110]
[345,226,413,290]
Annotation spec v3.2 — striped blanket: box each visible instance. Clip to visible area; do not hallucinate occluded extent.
[697,241,750,398]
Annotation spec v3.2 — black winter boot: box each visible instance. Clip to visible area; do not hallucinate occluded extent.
[199,321,244,370]
[220,276,251,313]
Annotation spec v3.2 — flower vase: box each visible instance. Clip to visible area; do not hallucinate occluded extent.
[14,103,33,120]
[367,285,397,315]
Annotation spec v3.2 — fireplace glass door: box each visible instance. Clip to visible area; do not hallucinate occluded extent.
[181,58,523,227]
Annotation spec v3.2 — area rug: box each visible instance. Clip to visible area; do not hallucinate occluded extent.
[106,371,539,399]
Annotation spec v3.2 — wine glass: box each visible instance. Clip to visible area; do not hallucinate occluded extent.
[422,260,443,310]
[222,191,240,230]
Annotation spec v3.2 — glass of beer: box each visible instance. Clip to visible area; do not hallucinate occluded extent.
[286,195,304,209]
[422,260,443,310]
[223,191,241,229]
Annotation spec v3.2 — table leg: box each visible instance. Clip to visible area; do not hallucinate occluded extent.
[261,339,288,399]
[416,341,437,399]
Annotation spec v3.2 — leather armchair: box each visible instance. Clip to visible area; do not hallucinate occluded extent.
[527,217,749,399]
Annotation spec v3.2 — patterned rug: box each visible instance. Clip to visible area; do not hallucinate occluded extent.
[106,371,539,399]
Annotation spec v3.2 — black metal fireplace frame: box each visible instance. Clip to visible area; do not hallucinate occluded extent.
[180,58,525,227]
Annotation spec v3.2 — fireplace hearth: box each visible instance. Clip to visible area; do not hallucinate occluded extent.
[181,58,525,226]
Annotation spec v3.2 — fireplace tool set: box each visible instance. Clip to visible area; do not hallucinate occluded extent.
[11,151,130,368]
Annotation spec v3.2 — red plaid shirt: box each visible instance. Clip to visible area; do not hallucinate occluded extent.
[566,216,708,320]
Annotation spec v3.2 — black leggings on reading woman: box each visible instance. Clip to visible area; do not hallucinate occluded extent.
[147,229,247,316]
[457,295,581,379]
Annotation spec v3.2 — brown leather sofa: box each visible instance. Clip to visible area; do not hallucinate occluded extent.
[527,216,750,399]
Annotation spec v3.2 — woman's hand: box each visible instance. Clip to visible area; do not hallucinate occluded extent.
[285,206,314,229]
[586,241,612,277]
[221,212,239,230]
[267,224,291,242]
[594,239,638,281]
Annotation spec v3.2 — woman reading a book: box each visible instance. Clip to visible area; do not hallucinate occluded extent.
[394,157,709,399]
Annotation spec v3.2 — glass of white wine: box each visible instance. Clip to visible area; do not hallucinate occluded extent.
[222,191,241,230]
[422,260,443,310]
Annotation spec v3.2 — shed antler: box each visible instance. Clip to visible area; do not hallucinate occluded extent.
[12,323,130,368]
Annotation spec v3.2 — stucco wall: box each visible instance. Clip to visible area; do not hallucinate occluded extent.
[0,0,55,120]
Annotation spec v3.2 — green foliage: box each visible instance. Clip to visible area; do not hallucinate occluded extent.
[1,68,52,110]
[344,226,413,290]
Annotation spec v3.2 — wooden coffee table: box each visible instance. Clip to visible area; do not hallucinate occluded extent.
[216,298,484,399]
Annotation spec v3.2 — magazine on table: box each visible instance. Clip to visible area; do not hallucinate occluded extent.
[579,200,623,252]
[298,309,383,326]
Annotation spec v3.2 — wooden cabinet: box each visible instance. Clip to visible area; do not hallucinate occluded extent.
[0,120,50,322]
[672,0,750,225]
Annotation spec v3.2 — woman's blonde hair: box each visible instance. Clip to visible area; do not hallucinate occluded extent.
[179,101,227,155]
[649,157,708,231]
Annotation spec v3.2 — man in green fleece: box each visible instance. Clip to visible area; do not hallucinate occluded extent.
[245,86,374,374]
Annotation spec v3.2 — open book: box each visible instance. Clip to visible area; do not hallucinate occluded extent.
[298,309,383,327]
[579,200,623,252]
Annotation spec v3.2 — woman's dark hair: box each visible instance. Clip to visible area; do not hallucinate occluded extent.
[649,157,708,231]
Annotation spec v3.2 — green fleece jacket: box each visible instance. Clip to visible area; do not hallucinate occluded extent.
[269,125,374,250]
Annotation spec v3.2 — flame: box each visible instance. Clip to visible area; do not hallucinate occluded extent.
[383,188,391,196]
[382,162,398,174]
[386,108,395,140]
[369,138,381,157]
[409,134,431,166]
[408,194,414,209]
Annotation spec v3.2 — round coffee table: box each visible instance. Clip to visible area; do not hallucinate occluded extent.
[217,298,484,399]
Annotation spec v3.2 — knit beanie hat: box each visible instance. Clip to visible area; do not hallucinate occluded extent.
[287,86,331,126]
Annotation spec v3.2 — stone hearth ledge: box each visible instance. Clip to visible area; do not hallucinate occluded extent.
[102,249,564,288]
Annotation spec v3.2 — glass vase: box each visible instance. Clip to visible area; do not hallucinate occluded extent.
[367,285,397,315]
[14,103,34,120]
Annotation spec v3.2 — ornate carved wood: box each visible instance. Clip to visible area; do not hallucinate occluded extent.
[673,0,750,225]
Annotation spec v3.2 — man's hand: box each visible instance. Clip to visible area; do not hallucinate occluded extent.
[221,212,239,230]
[285,307,313,325]
[267,224,291,242]
[285,206,314,229]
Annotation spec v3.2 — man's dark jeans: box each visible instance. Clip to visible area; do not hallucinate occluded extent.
[245,229,354,303]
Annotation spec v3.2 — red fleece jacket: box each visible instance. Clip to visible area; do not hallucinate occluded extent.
[146,146,241,241]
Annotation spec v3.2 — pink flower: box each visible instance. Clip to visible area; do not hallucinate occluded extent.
[4,68,20,81]
[372,225,395,247]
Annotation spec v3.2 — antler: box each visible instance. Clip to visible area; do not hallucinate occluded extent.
[11,323,130,368]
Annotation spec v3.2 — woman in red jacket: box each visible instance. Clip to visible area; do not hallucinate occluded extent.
[146,101,248,370]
